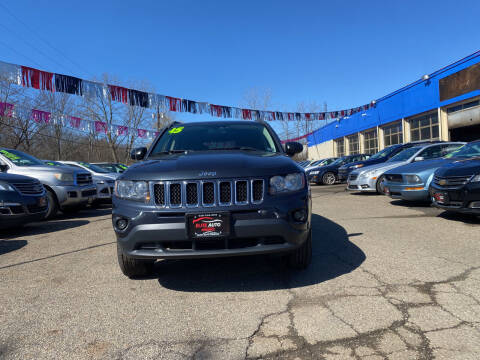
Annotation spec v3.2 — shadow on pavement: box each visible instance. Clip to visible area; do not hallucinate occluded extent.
[0,239,27,255]
[156,214,365,292]
[389,199,432,208]
[57,206,112,220]
[437,211,480,225]
[0,219,90,239]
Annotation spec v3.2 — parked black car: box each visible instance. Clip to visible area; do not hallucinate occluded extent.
[0,171,48,229]
[337,141,445,182]
[429,157,480,215]
[113,121,312,278]
[309,154,368,185]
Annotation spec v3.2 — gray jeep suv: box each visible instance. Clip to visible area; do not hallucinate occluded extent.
[113,121,312,278]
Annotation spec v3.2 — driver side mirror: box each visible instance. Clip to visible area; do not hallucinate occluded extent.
[0,164,8,172]
[284,142,303,157]
[414,156,424,162]
[130,147,147,161]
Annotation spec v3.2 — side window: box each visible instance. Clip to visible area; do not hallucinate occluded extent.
[441,144,462,156]
[419,145,443,159]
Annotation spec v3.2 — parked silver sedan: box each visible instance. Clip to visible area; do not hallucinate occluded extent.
[347,142,464,194]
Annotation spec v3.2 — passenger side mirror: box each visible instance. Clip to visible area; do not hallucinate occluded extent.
[284,142,303,157]
[414,156,424,162]
[130,147,147,161]
[0,164,8,172]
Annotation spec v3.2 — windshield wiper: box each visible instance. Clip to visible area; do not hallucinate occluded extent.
[157,149,191,154]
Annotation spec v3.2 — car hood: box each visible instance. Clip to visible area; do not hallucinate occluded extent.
[342,157,385,170]
[384,158,451,175]
[435,157,480,177]
[121,152,301,181]
[0,172,38,183]
[93,174,117,182]
[10,165,85,176]
[355,161,407,175]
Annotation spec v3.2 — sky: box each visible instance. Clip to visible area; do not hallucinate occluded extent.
[1,0,479,136]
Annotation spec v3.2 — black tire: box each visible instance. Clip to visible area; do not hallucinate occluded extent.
[44,189,59,220]
[376,175,386,194]
[117,242,155,278]
[287,229,312,270]
[322,172,336,185]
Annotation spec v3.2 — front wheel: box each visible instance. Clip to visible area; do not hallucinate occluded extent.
[44,189,59,220]
[117,243,155,278]
[322,172,336,185]
[376,175,386,194]
[287,229,312,270]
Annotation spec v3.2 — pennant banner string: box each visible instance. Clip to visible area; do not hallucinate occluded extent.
[0,60,376,122]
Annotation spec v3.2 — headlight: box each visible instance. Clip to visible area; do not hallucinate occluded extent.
[115,180,150,202]
[54,173,74,182]
[310,170,319,175]
[361,169,378,178]
[97,181,106,185]
[471,174,480,182]
[405,175,422,184]
[0,181,15,191]
[269,173,305,194]
[350,164,364,169]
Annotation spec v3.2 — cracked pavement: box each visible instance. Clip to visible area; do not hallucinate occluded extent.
[1,185,479,359]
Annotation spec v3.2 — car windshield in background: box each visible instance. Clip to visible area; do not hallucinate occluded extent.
[150,123,279,156]
[444,142,480,159]
[95,164,125,173]
[330,157,346,166]
[78,162,110,173]
[0,149,45,166]
[368,146,396,160]
[388,147,421,162]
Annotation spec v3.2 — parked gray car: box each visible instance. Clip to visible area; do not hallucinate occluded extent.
[0,149,97,218]
[60,161,118,203]
[347,142,464,193]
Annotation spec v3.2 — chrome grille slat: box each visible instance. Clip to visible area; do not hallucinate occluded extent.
[12,182,44,195]
[151,179,264,208]
[76,173,92,185]
[433,175,473,189]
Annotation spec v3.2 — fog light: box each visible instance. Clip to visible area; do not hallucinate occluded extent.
[292,209,307,222]
[469,201,480,209]
[116,218,128,230]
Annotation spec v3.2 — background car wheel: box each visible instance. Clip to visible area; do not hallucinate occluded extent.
[322,172,336,185]
[117,243,155,278]
[44,189,59,220]
[287,229,312,270]
[376,175,386,194]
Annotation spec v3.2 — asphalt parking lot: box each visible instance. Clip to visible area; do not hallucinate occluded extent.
[1,185,479,360]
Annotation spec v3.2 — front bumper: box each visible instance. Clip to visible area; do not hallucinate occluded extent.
[0,193,48,228]
[337,169,350,182]
[383,183,429,201]
[346,176,376,192]
[429,182,480,215]
[96,183,114,200]
[51,184,97,208]
[113,191,311,260]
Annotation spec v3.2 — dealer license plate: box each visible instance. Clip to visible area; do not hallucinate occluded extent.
[188,213,230,238]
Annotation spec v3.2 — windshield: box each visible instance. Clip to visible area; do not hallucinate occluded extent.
[150,123,279,156]
[368,146,397,160]
[388,147,421,162]
[444,142,480,159]
[0,149,45,167]
[95,163,126,173]
[330,157,346,166]
[77,162,110,173]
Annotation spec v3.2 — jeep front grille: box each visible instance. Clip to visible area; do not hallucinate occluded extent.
[152,179,264,208]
